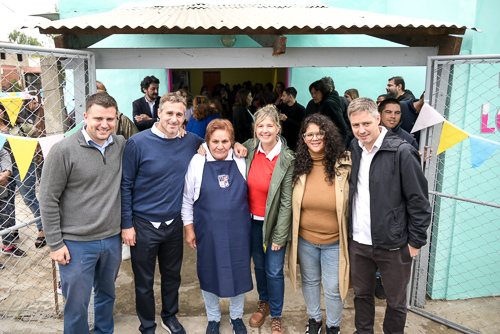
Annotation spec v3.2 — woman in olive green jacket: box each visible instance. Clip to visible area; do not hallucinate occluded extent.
[242,105,294,334]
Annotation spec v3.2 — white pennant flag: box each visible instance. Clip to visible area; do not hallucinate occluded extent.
[38,135,65,158]
[411,103,446,133]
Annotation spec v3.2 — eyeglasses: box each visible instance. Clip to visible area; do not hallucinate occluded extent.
[303,131,325,140]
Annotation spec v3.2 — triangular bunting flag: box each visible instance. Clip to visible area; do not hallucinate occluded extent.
[469,136,500,168]
[0,97,23,125]
[437,121,470,155]
[7,137,38,182]
[411,103,446,133]
[38,135,64,158]
[65,122,84,137]
[0,134,7,149]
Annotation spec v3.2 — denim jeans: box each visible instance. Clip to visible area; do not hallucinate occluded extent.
[13,162,42,231]
[251,220,287,318]
[59,234,121,334]
[298,236,343,328]
[201,290,245,322]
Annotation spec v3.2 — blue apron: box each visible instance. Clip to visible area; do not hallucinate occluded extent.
[193,155,253,298]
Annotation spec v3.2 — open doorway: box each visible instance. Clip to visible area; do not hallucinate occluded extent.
[170,68,287,95]
[169,67,287,119]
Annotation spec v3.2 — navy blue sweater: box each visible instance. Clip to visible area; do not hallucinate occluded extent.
[121,130,203,229]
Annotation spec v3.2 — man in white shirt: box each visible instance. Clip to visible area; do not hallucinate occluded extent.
[347,98,431,334]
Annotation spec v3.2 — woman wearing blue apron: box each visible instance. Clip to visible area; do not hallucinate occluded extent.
[182,119,252,334]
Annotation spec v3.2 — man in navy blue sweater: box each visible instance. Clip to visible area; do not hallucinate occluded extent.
[121,92,203,334]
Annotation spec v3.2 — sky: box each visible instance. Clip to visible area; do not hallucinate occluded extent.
[0,0,59,47]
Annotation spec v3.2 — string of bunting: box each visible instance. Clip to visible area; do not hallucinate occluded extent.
[0,122,83,182]
[3,98,499,181]
[0,95,84,182]
[411,103,500,168]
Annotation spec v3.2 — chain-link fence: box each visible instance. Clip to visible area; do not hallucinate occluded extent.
[0,42,95,333]
[409,55,500,334]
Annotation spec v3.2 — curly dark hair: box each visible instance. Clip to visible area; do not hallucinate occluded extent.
[293,114,348,185]
[140,75,159,94]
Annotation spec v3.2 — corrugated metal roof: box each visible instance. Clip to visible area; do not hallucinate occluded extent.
[32,4,474,35]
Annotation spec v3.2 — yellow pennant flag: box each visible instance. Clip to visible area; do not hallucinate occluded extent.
[437,121,470,155]
[0,97,23,125]
[7,137,38,182]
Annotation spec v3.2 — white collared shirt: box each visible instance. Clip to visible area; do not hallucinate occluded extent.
[181,143,247,226]
[256,138,282,161]
[81,126,113,156]
[352,126,388,245]
[145,96,155,115]
[151,122,180,139]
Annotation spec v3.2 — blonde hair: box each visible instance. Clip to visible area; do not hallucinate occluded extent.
[252,104,281,146]
[347,97,378,119]
[344,88,359,100]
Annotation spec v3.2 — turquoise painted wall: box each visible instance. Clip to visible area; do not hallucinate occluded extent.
[58,0,500,300]
[426,60,500,300]
[424,0,500,300]
[96,69,168,118]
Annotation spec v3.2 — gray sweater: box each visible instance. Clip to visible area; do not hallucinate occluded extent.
[39,130,125,251]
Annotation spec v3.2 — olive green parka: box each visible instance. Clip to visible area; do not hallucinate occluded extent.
[243,137,295,251]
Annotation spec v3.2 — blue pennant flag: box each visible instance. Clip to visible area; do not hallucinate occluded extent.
[0,134,7,149]
[469,136,500,168]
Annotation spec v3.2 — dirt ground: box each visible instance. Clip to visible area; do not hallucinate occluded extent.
[112,241,465,334]
[2,194,497,333]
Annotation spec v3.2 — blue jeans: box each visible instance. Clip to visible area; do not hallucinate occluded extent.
[59,234,121,334]
[298,236,343,328]
[202,290,245,322]
[251,220,287,318]
[13,162,42,231]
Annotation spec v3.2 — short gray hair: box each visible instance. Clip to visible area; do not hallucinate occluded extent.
[348,97,378,119]
[159,92,186,113]
[321,76,334,90]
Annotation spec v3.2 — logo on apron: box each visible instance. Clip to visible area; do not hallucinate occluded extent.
[218,174,230,188]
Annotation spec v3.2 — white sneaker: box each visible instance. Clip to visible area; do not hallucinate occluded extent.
[122,244,131,260]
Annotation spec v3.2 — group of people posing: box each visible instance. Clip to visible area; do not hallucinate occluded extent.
[38,73,431,334]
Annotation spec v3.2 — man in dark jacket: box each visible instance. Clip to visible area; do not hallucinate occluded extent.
[347,97,431,334]
[278,87,305,150]
[386,76,415,102]
[378,98,418,150]
[377,93,424,143]
[132,76,160,131]
[305,79,351,147]
[322,76,353,143]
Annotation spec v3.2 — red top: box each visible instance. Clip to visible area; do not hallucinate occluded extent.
[247,151,279,216]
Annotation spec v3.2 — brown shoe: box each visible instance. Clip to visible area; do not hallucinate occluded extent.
[249,300,270,327]
[271,317,283,334]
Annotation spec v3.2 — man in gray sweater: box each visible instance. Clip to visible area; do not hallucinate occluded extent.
[40,93,126,334]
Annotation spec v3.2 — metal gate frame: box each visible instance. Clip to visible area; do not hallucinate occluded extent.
[408,54,500,334]
[0,42,97,333]
[0,42,96,129]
